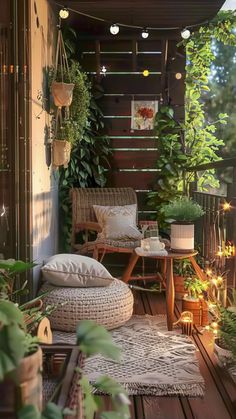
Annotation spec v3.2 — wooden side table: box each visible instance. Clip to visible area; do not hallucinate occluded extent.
[122,249,206,331]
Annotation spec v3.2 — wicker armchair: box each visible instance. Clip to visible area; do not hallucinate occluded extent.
[71,187,140,261]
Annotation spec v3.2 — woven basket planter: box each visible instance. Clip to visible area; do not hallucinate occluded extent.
[52,139,71,169]
[0,347,42,415]
[40,278,134,332]
[182,297,208,327]
[51,81,74,108]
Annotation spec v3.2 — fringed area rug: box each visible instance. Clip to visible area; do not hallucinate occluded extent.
[53,315,205,397]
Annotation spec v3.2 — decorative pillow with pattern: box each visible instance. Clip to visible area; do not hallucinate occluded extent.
[93,204,142,240]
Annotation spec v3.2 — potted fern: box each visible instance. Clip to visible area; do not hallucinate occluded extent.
[183,276,209,326]
[163,197,204,252]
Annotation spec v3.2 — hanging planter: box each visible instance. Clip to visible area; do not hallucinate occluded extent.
[52,139,71,169]
[51,81,74,108]
[51,29,74,108]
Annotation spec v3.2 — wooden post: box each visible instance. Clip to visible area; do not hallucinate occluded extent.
[161,39,168,104]
[95,40,101,82]
[131,40,137,72]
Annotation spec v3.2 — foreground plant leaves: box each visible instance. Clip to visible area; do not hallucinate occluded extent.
[76,320,121,361]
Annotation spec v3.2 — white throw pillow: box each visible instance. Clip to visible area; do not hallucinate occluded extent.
[93,204,142,240]
[41,254,114,287]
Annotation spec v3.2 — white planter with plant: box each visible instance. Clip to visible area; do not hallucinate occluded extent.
[163,197,204,252]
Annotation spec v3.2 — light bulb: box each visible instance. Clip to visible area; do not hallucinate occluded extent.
[175,72,182,80]
[110,24,119,35]
[143,69,149,77]
[141,28,149,39]
[212,322,218,329]
[101,65,107,75]
[223,201,231,211]
[59,7,69,19]
[181,28,191,39]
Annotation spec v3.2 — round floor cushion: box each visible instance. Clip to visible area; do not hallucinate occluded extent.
[39,278,134,332]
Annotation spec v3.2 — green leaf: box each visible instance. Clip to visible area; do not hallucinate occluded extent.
[41,402,64,419]
[79,376,99,419]
[17,404,41,419]
[76,320,121,361]
[0,300,24,326]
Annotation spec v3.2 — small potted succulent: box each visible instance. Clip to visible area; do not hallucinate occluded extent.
[183,276,209,326]
[163,197,204,252]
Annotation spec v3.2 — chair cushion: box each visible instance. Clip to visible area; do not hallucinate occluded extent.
[41,254,113,287]
[93,204,142,240]
[39,278,134,331]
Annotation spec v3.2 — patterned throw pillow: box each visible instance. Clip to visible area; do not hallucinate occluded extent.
[93,204,142,240]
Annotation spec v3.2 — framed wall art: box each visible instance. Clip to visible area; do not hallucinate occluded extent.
[131,100,158,130]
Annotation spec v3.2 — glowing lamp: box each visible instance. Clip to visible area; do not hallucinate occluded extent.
[110,24,120,35]
[59,7,69,19]
[181,28,191,39]
[175,72,182,80]
[223,201,231,211]
[143,69,150,77]
[141,28,149,39]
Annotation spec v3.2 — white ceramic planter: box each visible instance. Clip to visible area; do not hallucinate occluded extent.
[171,222,194,252]
[52,139,71,168]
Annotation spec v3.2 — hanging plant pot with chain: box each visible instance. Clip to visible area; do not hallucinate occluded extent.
[51,29,74,108]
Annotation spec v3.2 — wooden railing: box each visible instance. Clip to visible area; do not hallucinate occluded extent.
[187,157,236,287]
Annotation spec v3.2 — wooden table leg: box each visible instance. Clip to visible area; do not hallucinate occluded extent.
[122,251,140,283]
[166,258,174,331]
[189,256,206,281]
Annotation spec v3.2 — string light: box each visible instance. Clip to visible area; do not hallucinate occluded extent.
[141,28,149,39]
[212,322,218,328]
[181,28,191,39]
[110,24,120,35]
[55,3,211,35]
[100,65,107,75]
[143,69,149,77]
[175,72,182,80]
[59,7,69,19]
[223,201,231,211]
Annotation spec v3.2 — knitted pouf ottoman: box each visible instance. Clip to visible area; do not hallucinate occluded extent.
[40,278,134,331]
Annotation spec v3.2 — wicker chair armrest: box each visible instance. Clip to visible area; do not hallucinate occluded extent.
[75,221,102,233]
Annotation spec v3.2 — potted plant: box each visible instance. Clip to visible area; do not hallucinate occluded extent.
[183,276,209,326]
[173,259,193,300]
[162,197,204,252]
[0,300,42,414]
[51,61,90,169]
[211,290,236,365]
[51,29,74,108]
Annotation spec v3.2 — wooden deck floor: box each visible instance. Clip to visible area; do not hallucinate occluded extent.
[99,289,236,419]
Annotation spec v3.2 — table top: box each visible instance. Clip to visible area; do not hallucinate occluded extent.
[135,247,198,259]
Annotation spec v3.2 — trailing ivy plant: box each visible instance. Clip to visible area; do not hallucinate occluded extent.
[59,83,111,251]
[148,11,236,225]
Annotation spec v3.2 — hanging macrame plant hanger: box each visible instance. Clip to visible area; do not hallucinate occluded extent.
[51,29,73,169]
[51,29,74,108]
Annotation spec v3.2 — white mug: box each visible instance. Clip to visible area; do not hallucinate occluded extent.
[149,237,165,251]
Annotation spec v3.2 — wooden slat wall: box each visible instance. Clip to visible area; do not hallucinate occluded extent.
[79,38,185,219]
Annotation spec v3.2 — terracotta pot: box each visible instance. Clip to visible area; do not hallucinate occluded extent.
[51,81,74,107]
[174,275,187,300]
[214,339,233,365]
[182,297,208,327]
[52,139,71,168]
[171,222,194,253]
[0,347,43,415]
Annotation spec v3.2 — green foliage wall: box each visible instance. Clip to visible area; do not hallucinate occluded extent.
[148,11,236,224]
[59,84,111,251]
